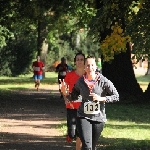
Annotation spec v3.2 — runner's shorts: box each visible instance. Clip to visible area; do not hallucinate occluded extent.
[33,75,43,80]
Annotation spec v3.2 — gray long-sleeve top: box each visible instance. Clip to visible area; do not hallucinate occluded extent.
[67,73,119,122]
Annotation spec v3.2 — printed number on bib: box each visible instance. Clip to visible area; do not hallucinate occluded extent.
[84,102,100,114]
[34,67,40,71]
[60,71,66,76]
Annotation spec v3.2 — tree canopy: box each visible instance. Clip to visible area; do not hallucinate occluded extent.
[0,0,150,76]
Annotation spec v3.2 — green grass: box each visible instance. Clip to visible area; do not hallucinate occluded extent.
[0,72,58,90]
[100,103,150,149]
[136,74,150,92]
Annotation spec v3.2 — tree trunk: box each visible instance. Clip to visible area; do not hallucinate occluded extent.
[37,18,48,78]
[143,83,150,102]
[102,42,143,99]
[144,61,150,101]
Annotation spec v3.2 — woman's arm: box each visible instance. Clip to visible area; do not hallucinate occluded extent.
[65,81,80,101]
[104,78,119,103]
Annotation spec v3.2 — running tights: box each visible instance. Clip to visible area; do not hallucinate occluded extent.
[67,109,78,139]
[77,117,105,150]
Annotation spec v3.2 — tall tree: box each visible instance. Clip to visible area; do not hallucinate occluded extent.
[89,0,150,99]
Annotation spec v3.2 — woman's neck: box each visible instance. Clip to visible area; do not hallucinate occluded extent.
[86,73,96,80]
[75,68,85,76]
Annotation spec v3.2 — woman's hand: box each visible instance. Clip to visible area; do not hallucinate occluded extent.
[89,93,106,102]
[59,79,69,96]
[64,96,70,104]
[64,96,74,109]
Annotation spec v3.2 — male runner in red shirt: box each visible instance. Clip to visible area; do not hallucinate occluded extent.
[32,56,45,91]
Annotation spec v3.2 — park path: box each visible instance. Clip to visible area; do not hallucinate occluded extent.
[0,85,76,150]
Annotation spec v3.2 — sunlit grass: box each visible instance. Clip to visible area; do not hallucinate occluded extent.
[0,72,58,90]
[0,72,149,91]
[135,74,150,92]
[100,119,150,149]
[103,121,149,140]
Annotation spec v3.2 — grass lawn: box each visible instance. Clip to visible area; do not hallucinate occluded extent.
[0,72,150,149]
[0,72,58,90]
[135,74,150,92]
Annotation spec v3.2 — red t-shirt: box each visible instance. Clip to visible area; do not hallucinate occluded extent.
[32,61,44,75]
[64,70,82,109]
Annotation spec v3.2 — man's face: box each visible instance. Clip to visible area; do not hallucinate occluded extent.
[37,56,40,61]
[62,59,66,64]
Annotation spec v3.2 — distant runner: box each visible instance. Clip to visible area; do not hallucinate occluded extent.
[32,56,45,91]
[56,57,68,98]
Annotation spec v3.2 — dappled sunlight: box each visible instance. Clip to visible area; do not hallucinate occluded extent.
[0,87,74,149]
[138,82,149,92]
[0,133,74,149]
[0,84,59,92]
[106,120,150,129]
[97,136,150,150]
[104,122,150,139]
[134,68,150,91]
[135,75,149,92]
[0,72,58,85]
[0,118,63,137]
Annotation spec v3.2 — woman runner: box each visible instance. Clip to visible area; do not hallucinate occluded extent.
[61,56,119,150]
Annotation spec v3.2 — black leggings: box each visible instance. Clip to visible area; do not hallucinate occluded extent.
[67,109,78,139]
[77,117,105,150]
[58,75,65,84]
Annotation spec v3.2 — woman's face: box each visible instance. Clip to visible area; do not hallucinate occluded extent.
[85,58,97,75]
[75,55,85,68]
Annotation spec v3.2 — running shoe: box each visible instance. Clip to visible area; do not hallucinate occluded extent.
[35,83,37,88]
[36,83,40,91]
[36,85,39,91]
[66,135,72,143]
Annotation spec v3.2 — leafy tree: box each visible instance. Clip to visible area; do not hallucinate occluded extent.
[46,28,100,71]
[88,0,148,99]
[128,0,150,101]
[1,0,149,102]
[126,0,150,78]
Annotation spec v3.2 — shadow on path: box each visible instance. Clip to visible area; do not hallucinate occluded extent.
[1,88,150,150]
[0,89,75,150]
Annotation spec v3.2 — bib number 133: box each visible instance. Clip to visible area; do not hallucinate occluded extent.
[84,102,100,114]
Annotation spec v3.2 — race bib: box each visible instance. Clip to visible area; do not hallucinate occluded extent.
[59,71,66,76]
[84,102,100,114]
[34,67,40,71]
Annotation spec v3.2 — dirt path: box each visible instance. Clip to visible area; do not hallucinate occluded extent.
[0,85,76,150]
